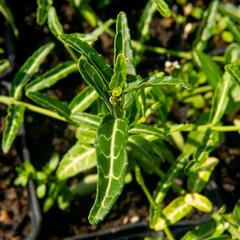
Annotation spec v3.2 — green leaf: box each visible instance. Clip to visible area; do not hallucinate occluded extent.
[226,18,240,44]
[233,199,240,224]
[10,42,55,100]
[0,0,19,37]
[57,143,96,180]
[193,50,222,88]
[0,59,10,73]
[128,135,162,175]
[219,3,240,22]
[43,182,59,212]
[37,0,53,26]
[88,114,128,224]
[26,61,77,93]
[225,61,240,86]
[153,196,192,231]
[125,75,191,93]
[151,0,171,18]
[115,12,136,82]
[78,56,113,112]
[69,86,98,114]
[37,184,47,198]
[109,53,127,97]
[138,1,157,41]
[76,124,97,144]
[2,104,25,153]
[209,71,232,125]
[47,6,64,37]
[43,152,59,174]
[224,43,240,64]
[72,0,98,27]
[27,92,70,119]
[73,19,115,45]
[128,124,166,140]
[187,157,219,193]
[194,0,218,51]
[181,220,217,240]
[185,193,213,213]
[70,112,101,129]
[59,34,113,85]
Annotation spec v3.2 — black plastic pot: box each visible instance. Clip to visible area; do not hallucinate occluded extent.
[19,127,42,240]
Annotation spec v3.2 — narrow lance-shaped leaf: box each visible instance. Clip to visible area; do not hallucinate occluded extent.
[57,143,96,180]
[193,50,222,88]
[209,71,232,125]
[109,53,127,97]
[138,0,157,41]
[2,104,25,153]
[71,0,98,27]
[153,196,192,231]
[59,34,113,86]
[74,19,115,45]
[69,86,98,114]
[115,12,136,82]
[125,75,191,93]
[78,56,113,113]
[194,0,218,51]
[151,0,171,18]
[47,6,64,37]
[88,114,128,224]
[128,124,166,140]
[10,42,55,100]
[27,92,70,119]
[70,112,101,129]
[37,0,53,25]
[26,61,77,93]
[0,0,18,37]
[0,59,10,74]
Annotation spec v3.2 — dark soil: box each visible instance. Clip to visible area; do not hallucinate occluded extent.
[0,142,31,240]
[41,183,149,239]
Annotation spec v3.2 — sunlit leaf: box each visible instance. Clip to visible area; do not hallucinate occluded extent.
[88,114,128,224]
[57,143,96,180]
[2,104,25,153]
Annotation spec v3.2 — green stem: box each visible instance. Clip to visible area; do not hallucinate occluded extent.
[0,96,67,122]
[65,44,78,62]
[131,40,224,63]
[135,165,156,207]
[178,85,213,100]
[132,40,192,59]
[164,225,175,240]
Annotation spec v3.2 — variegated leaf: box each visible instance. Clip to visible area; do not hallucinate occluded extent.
[57,143,96,180]
[2,104,25,153]
[88,114,128,224]
[26,61,77,93]
[69,86,98,114]
[10,42,55,99]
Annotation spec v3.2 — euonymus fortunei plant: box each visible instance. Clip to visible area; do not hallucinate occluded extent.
[1,0,240,239]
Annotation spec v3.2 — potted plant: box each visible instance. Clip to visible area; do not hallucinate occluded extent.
[1,0,240,239]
